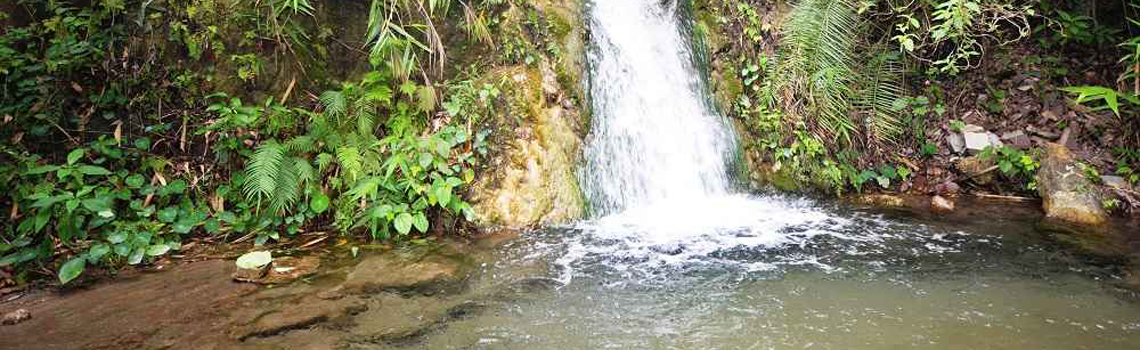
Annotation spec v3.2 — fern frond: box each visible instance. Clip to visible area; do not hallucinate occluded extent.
[286,135,317,154]
[320,90,348,119]
[294,157,316,188]
[244,140,287,204]
[316,153,335,173]
[269,157,301,214]
[776,0,860,144]
[857,52,906,144]
[336,146,364,182]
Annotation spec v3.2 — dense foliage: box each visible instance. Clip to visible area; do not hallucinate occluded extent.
[0,0,555,285]
[712,0,1140,194]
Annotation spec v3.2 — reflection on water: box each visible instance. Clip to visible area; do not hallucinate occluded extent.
[377,194,1140,350]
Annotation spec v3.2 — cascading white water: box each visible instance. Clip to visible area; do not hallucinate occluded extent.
[567,0,860,280]
[581,0,737,216]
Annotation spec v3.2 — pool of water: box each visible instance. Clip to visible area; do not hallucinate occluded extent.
[345,194,1140,350]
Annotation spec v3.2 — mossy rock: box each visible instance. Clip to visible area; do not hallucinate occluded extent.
[466,63,586,227]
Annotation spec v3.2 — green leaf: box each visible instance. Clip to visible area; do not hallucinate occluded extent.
[58,257,86,285]
[125,174,146,188]
[25,165,60,175]
[447,176,464,187]
[0,249,41,266]
[88,244,110,262]
[67,149,85,165]
[876,176,891,188]
[172,218,196,234]
[235,251,272,269]
[113,243,131,257]
[134,138,151,150]
[436,186,451,207]
[394,212,413,235]
[128,248,145,265]
[204,219,221,234]
[34,208,51,233]
[30,195,68,209]
[413,212,429,233]
[146,244,170,256]
[157,207,178,223]
[310,192,330,214]
[81,197,114,218]
[77,165,111,175]
[107,232,127,244]
[999,160,1014,174]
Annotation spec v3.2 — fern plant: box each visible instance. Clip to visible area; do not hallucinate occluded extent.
[769,0,860,143]
[239,69,478,241]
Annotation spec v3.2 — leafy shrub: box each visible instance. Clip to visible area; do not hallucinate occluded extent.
[2,138,202,284]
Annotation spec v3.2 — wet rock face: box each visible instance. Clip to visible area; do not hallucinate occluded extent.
[466,63,586,227]
[1037,143,1107,226]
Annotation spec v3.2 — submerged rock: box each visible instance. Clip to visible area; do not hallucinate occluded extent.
[931,195,955,214]
[1037,143,1107,226]
[1,309,30,325]
[341,247,472,296]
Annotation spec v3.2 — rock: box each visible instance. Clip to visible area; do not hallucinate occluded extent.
[1000,130,1032,149]
[931,196,955,214]
[934,181,961,195]
[854,194,906,208]
[1101,175,1131,190]
[467,65,586,227]
[955,156,996,185]
[1037,143,1107,226]
[2,309,30,325]
[341,248,471,296]
[947,133,965,154]
[962,125,992,154]
[1027,125,1060,140]
[987,132,1005,149]
[229,295,363,340]
[233,256,321,284]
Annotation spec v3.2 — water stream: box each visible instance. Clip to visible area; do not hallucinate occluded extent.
[375,1,1140,348]
[302,1,1140,348]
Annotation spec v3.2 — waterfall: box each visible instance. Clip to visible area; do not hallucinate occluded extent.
[581,0,738,217]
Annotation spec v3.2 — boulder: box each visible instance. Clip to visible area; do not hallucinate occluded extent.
[930,195,955,214]
[1037,143,1107,226]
